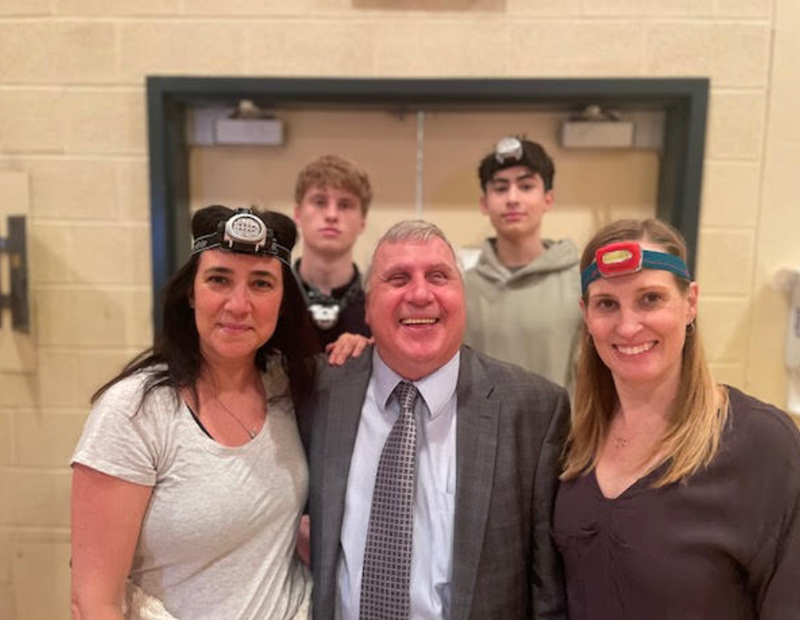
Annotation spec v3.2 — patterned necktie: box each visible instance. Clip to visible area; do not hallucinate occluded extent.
[359,381,419,620]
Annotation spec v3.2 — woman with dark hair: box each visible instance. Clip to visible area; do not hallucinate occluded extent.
[555,218,800,620]
[70,206,318,620]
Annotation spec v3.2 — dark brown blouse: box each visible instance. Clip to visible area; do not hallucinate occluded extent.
[554,387,800,620]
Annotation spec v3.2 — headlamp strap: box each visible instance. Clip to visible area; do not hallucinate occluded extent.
[581,241,691,294]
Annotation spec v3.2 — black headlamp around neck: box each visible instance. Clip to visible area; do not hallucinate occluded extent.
[191,208,291,266]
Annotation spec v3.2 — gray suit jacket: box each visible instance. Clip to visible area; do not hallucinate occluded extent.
[300,345,569,620]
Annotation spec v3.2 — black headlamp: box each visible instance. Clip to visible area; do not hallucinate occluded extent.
[298,272,364,331]
[191,208,291,266]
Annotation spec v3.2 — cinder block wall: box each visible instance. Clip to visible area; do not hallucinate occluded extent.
[1,0,797,618]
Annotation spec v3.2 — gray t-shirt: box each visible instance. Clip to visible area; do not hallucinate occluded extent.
[72,360,311,620]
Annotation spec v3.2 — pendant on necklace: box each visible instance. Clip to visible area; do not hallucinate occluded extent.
[214,394,259,440]
[613,436,630,448]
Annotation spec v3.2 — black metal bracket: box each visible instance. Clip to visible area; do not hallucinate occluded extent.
[0,215,30,333]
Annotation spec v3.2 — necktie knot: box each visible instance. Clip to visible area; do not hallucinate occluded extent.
[395,381,418,414]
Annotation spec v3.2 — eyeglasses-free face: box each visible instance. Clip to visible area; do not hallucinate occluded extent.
[192,249,284,367]
[582,242,697,394]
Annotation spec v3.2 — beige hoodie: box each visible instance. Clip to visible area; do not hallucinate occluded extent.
[464,237,582,391]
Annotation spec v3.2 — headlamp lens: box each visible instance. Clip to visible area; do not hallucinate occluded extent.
[224,212,267,252]
[227,213,264,241]
[494,136,524,164]
[597,243,643,277]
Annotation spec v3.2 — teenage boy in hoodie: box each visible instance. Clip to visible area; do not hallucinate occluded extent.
[464,136,582,389]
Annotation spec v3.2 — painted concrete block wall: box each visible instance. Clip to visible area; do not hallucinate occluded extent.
[746,0,800,411]
[0,0,793,617]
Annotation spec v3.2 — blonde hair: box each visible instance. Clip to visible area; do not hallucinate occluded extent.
[561,218,729,487]
[294,154,373,215]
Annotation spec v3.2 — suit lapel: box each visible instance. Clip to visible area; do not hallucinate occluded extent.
[318,352,373,591]
[451,347,500,620]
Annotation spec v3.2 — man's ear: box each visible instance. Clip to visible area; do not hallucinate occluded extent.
[543,189,554,212]
[479,195,489,216]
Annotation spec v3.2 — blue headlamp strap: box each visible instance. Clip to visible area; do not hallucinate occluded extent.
[581,241,691,294]
[191,209,291,266]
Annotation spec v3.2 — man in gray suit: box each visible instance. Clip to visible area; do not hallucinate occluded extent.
[302,220,569,620]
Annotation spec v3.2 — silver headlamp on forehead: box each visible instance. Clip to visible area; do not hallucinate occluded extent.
[494,136,524,164]
[191,208,292,266]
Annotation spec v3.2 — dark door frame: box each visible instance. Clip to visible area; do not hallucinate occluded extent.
[147,76,708,328]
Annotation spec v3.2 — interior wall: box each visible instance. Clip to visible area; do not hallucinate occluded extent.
[0,1,790,618]
[745,0,800,409]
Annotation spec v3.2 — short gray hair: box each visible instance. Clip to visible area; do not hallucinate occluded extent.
[364,220,462,292]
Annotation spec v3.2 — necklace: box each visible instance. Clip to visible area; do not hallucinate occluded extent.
[214,394,260,439]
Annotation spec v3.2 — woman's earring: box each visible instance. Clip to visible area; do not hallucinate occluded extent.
[686,319,696,335]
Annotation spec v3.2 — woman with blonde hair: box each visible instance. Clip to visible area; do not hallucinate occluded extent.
[555,218,800,620]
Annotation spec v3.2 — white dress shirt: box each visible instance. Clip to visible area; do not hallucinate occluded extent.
[336,349,459,620]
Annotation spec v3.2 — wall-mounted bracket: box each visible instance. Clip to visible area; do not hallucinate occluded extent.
[0,215,29,333]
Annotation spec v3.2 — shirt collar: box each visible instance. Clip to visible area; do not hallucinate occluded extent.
[372,349,460,420]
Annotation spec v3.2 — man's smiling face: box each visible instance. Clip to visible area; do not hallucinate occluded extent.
[365,237,465,380]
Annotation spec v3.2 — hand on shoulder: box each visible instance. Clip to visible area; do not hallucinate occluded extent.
[325,333,373,366]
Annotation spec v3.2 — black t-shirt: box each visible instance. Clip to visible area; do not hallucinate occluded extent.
[294,260,371,352]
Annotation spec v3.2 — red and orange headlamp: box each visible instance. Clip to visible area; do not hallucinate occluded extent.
[581,241,691,294]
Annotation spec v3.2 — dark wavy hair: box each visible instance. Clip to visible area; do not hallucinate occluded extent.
[92,205,317,409]
[477,137,556,192]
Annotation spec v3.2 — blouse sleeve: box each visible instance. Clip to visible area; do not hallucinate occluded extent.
[755,487,800,619]
[746,411,800,619]
[71,373,171,487]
